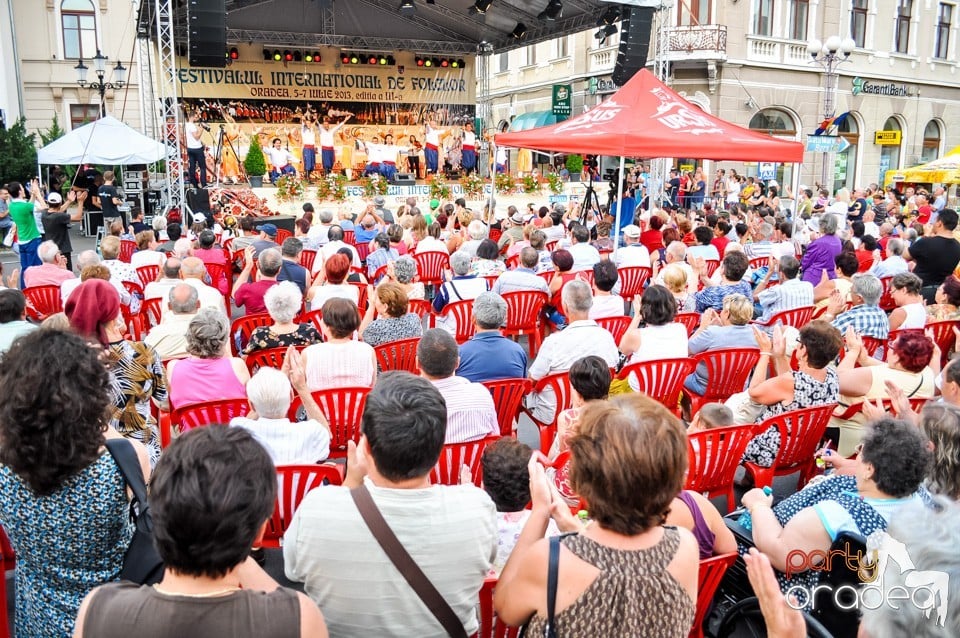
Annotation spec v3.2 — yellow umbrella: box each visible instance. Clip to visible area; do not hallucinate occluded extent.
[885,145,960,186]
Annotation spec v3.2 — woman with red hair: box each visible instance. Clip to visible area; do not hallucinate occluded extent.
[305,252,360,311]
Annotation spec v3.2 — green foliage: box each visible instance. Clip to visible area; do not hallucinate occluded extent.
[521,174,541,194]
[0,117,38,185]
[39,114,66,147]
[494,172,516,193]
[565,154,583,173]
[243,134,266,176]
[429,173,451,200]
[546,171,564,195]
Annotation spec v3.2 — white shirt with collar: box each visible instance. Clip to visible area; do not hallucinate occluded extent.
[179,277,227,315]
[615,243,651,267]
[567,242,601,271]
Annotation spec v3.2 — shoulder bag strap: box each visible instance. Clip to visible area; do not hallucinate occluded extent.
[105,438,148,506]
[350,484,468,638]
[545,535,560,638]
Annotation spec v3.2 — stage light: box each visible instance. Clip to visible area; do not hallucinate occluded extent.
[538,0,562,21]
[511,22,527,39]
[450,58,464,68]
[473,0,492,14]
[368,55,378,64]
[440,58,449,67]
[305,52,313,62]
[597,5,620,26]
[415,56,425,66]
[379,55,388,65]
[341,52,351,64]
[594,23,617,39]
[431,57,441,67]
[229,47,239,60]
[273,50,282,61]
[350,54,360,64]
[424,57,433,67]
[284,50,294,61]
[387,55,395,65]
[293,50,302,62]
[399,0,415,15]
[306,52,321,63]
[263,49,272,61]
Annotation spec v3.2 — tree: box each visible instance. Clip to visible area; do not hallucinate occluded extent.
[0,117,38,184]
[39,114,66,147]
[243,134,266,177]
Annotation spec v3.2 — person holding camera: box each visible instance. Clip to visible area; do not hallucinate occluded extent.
[185,110,208,189]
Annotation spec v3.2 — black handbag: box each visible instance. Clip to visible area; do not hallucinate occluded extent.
[105,439,164,585]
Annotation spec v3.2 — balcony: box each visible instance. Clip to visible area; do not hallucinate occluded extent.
[588,44,618,74]
[746,36,811,66]
[666,25,727,64]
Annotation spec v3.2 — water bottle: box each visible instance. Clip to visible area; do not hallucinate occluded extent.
[736,486,773,531]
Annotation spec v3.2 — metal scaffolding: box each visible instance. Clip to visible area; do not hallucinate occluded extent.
[153,0,185,212]
[649,1,672,206]
[476,42,493,177]
[136,35,158,142]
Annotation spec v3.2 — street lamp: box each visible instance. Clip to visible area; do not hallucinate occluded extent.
[807,35,856,190]
[74,49,127,118]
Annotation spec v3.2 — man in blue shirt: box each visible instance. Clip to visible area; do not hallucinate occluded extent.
[457,292,527,383]
[609,189,637,240]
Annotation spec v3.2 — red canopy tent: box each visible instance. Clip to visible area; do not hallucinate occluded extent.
[494,69,804,162]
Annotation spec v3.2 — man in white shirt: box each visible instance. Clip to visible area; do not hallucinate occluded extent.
[284,372,496,638]
[319,114,352,175]
[461,122,478,175]
[363,136,385,177]
[527,280,619,423]
[615,225,651,267]
[871,237,910,278]
[316,226,360,273]
[424,118,447,175]
[144,284,199,360]
[184,110,207,188]
[144,257,183,304]
[492,247,549,295]
[306,209,336,249]
[567,224,600,271]
[414,222,449,254]
[754,255,814,324]
[266,137,297,183]
[417,329,499,443]
[179,256,227,316]
[655,241,697,294]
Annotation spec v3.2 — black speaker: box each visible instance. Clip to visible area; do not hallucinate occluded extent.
[393,173,416,186]
[612,6,654,86]
[188,0,226,68]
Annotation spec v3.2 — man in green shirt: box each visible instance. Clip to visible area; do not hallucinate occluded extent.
[7,180,43,287]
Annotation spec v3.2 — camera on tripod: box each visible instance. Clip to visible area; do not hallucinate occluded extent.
[199,122,212,132]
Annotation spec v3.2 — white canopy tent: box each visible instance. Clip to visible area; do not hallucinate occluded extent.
[37,116,165,165]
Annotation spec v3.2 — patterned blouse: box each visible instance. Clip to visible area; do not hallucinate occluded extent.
[361,313,423,348]
[107,340,168,466]
[243,323,322,354]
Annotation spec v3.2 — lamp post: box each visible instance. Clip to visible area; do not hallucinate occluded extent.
[74,50,127,118]
[807,35,855,192]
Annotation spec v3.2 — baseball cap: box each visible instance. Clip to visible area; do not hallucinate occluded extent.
[192,212,206,224]
[429,199,440,210]
[373,195,385,206]
[46,192,63,205]
[623,224,641,238]
[258,223,278,236]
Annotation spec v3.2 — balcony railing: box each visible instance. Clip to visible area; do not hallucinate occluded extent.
[667,25,727,61]
[746,36,810,65]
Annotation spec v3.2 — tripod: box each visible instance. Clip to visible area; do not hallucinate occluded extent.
[578,181,603,227]
[213,124,247,187]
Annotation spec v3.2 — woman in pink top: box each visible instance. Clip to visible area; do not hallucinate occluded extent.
[302,297,377,390]
[167,308,250,409]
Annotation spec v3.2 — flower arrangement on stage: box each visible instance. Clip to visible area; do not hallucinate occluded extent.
[521,174,542,195]
[546,171,564,195]
[360,174,390,198]
[494,172,516,194]
[316,173,349,202]
[274,174,305,202]
[429,173,451,200]
[460,173,485,199]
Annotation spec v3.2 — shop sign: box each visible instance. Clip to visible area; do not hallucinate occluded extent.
[806,135,850,153]
[874,130,902,146]
[552,84,572,118]
[852,77,913,97]
[590,77,619,95]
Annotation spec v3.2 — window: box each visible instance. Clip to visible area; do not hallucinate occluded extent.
[834,113,860,194]
[935,3,953,59]
[524,45,536,66]
[497,53,508,73]
[70,104,99,129]
[748,108,797,135]
[678,0,709,26]
[879,116,902,180]
[61,0,97,60]
[895,0,912,54]
[851,0,868,48]
[788,0,808,41]
[753,0,773,36]
[922,120,942,163]
[555,36,568,58]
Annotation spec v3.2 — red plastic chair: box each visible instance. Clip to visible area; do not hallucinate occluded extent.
[372,263,390,284]
[488,227,503,244]
[430,436,500,487]
[408,298,434,328]
[23,284,63,321]
[414,251,450,288]
[163,398,249,448]
[617,266,651,303]
[439,299,477,344]
[505,254,521,270]
[545,240,559,252]
[374,337,421,373]
[482,378,533,436]
[689,553,738,638]
[753,305,814,330]
[536,270,556,287]
[354,242,371,264]
[879,276,896,312]
[230,312,272,356]
[262,464,343,548]
[287,386,370,458]
[521,370,574,453]
[924,320,958,368]
[298,308,324,333]
[136,264,160,288]
[748,256,769,271]
[351,281,369,311]
[501,290,548,356]
[703,259,720,278]
[204,261,233,306]
[861,336,884,358]
[686,348,761,415]
[833,398,929,423]
[342,229,356,245]
[0,524,13,638]
[276,228,292,244]
[675,313,701,337]
[300,249,318,273]
[140,298,163,331]
[618,357,696,418]
[744,403,837,489]
[482,274,499,290]
[119,239,137,263]
[685,424,758,513]
[478,576,521,638]
[595,315,631,346]
[245,346,290,374]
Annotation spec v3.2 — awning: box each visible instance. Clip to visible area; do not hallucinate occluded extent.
[509,111,558,132]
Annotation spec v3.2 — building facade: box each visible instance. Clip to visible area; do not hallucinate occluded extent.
[487,0,960,194]
[0,0,142,135]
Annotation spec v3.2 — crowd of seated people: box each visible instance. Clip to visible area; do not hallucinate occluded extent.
[3,191,960,638]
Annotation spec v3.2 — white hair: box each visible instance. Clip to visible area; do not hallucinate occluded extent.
[263,281,303,323]
[468,220,488,241]
[38,240,60,263]
[666,241,687,261]
[245,367,292,419]
[173,238,193,258]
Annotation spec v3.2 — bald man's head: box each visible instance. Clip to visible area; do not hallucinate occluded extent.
[168,283,200,315]
[162,258,182,279]
[181,257,206,279]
